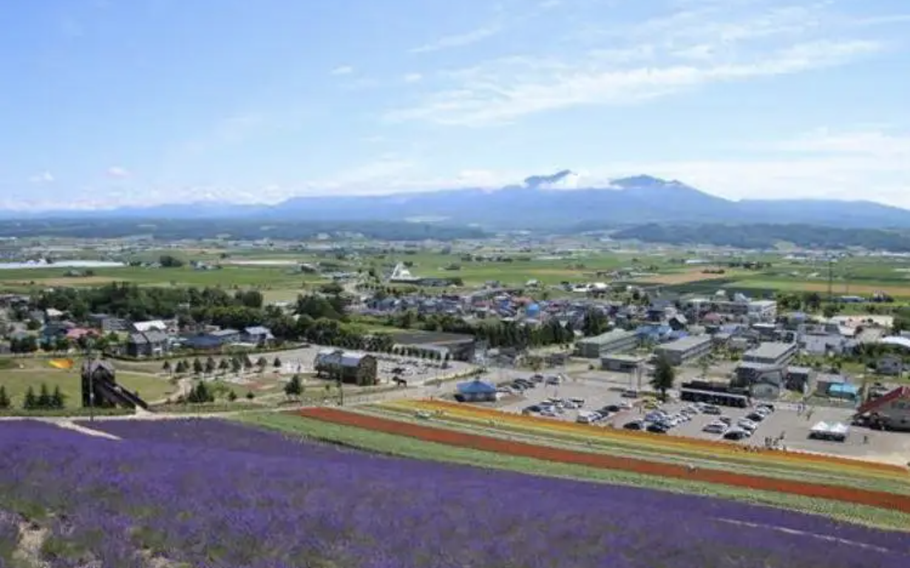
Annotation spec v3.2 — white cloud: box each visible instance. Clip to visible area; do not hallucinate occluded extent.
[410,25,501,54]
[330,65,354,76]
[317,155,420,190]
[296,128,910,207]
[28,171,54,184]
[386,1,901,126]
[404,73,423,83]
[776,128,910,158]
[553,129,910,206]
[106,166,130,178]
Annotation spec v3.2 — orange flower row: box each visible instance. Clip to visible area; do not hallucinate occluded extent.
[299,407,910,514]
[402,399,907,475]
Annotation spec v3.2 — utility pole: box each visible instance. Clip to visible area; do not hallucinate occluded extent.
[85,342,95,423]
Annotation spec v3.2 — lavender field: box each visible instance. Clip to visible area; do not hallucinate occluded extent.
[1,419,908,568]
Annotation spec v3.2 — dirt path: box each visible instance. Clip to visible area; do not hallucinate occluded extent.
[55,420,122,440]
[14,520,49,568]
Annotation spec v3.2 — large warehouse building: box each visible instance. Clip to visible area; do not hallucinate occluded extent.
[655,335,713,366]
[575,329,639,359]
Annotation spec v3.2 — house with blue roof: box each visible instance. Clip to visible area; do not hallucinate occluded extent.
[456,379,498,402]
[635,324,673,344]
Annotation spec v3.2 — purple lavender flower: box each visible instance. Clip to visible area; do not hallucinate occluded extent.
[0,419,907,568]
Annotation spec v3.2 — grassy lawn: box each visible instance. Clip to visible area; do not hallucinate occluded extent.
[237,412,910,530]
[0,368,175,408]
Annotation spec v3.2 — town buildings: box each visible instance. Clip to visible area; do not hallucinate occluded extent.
[575,329,639,358]
[654,335,713,366]
[742,342,798,367]
[855,386,910,431]
[313,349,379,386]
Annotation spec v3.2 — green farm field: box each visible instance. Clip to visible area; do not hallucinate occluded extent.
[0,264,329,295]
[387,252,637,286]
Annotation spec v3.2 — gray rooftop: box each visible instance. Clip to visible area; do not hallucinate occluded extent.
[600,353,646,363]
[657,335,712,352]
[744,342,796,360]
[578,329,637,345]
[210,328,240,337]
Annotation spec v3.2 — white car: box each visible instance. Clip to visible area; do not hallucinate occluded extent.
[737,419,758,432]
[703,422,728,434]
[619,401,633,410]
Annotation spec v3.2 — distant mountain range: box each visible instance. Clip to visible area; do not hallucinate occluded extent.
[3,173,909,230]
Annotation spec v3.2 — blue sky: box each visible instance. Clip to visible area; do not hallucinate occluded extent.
[1,0,909,210]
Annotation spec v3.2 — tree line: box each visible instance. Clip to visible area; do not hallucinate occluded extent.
[0,384,66,411]
[379,311,575,350]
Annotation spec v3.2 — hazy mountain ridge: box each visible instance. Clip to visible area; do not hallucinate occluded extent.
[1,174,908,230]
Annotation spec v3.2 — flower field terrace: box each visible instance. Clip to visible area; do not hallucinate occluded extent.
[403,400,907,475]
[297,407,910,516]
[358,400,910,497]
[1,419,909,567]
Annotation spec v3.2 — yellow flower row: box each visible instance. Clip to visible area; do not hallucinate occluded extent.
[383,399,908,479]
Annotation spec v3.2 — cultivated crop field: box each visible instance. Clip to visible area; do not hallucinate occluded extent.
[2,419,909,568]
[632,268,744,285]
[0,264,326,292]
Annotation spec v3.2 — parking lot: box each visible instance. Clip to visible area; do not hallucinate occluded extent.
[255,345,475,386]
[487,374,910,465]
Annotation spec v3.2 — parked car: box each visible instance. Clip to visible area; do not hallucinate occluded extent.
[724,429,749,441]
[569,398,586,407]
[701,405,722,415]
[737,419,758,433]
[746,412,766,423]
[703,421,728,434]
[623,420,644,430]
[545,376,562,385]
[755,403,775,412]
[645,411,667,423]
[622,390,640,398]
[618,401,634,410]
[603,404,621,413]
[646,422,670,434]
